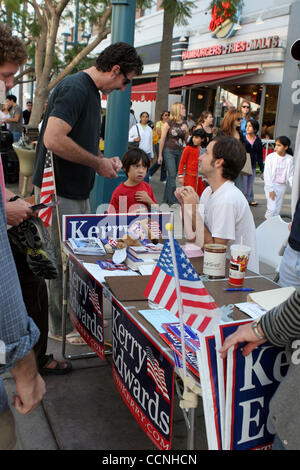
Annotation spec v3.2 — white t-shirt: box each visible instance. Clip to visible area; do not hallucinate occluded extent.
[199,180,259,272]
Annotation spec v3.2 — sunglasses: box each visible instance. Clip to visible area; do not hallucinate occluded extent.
[242,105,250,108]
[237,117,242,121]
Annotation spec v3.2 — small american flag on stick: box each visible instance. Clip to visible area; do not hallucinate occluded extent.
[39,151,55,227]
[89,288,101,315]
[144,239,221,333]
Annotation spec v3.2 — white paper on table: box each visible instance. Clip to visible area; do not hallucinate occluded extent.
[83,262,139,283]
[112,247,127,264]
[235,302,267,319]
[138,309,179,333]
[138,264,155,275]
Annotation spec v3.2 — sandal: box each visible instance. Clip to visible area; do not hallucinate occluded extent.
[39,354,72,376]
[249,201,258,206]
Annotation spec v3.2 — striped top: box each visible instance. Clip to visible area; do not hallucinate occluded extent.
[260,288,300,347]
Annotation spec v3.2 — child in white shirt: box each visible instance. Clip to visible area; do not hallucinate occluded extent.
[264,136,294,219]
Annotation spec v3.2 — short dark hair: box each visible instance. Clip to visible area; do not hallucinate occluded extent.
[6,94,17,103]
[212,135,246,181]
[95,42,143,76]
[0,24,27,67]
[122,148,150,176]
[247,119,259,134]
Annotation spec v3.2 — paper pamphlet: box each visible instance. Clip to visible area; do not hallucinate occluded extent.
[83,262,139,283]
[235,302,266,319]
[138,309,179,333]
[247,286,295,311]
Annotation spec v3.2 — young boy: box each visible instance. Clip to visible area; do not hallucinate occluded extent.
[108,148,158,213]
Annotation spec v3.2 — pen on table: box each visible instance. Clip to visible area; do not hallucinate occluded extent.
[223,288,254,292]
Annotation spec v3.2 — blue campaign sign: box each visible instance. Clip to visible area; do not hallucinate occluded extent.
[62,212,171,241]
[68,255,105,359]
[197,334,222,450]
[222,323,290,450]
[112,299,174,450]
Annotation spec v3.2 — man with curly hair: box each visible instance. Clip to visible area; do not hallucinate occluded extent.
[32,42,143,343]
[0,24,27,91]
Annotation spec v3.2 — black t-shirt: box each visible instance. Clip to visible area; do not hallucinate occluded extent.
[289,197,300,252]
[32,71,101,199]
[23,109,31,125]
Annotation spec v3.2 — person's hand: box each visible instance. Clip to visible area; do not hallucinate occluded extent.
[269,191,276,201]
[179,186,199,205]
[134,137,141,143]
[96,156,122,178]
[6,199,33,226]
[174,187,184,205]
[135,191,152,205]
[13,372,46,415]
[219,322,266,359]
[157,155,162,165]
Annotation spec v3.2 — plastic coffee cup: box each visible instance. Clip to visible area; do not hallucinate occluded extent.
[203,243,227,279]
[229,244,251,286]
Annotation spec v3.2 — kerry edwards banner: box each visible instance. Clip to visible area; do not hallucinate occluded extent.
[217,322,290,450]
[62,213,171,241]
[69,255,105,360]
[112,299,174,450]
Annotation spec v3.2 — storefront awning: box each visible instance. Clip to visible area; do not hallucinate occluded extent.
[102,68,258,102]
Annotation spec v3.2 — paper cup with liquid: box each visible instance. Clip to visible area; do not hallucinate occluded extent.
[229,244,251,286]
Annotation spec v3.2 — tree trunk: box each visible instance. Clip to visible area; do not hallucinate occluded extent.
[155,9,174,123]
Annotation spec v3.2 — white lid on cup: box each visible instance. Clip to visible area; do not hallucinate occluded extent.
[230,244,251,256]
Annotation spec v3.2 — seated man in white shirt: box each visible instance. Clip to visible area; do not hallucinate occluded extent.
[175,135,259,273]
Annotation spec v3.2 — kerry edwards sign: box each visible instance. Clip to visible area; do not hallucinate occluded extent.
[62,213,170,241]
[182,35,280,60]
[69,255,105,359]
[112,299,174,450]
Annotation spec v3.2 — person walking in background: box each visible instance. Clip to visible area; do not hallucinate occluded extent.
[149,110,169,181]
[195,110,216,147]
[177,128,207,197]
[158,102,189,205]
[242,119,264,206]
[128,111,154,183]
[239,99,252,137]
[22,100,32,125]
[264,136,294,219]
[220,108,245,191]
[2,94,22,142]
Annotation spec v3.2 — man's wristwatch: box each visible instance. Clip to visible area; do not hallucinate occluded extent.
[8,195,21,202]
[251,320,265,340]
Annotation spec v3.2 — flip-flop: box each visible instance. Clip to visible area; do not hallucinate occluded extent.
[249,201,258,206]
[39,354,72,375]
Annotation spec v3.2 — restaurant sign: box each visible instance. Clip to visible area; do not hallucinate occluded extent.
[182,35,280,60]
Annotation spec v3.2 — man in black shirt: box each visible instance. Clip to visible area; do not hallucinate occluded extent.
[22,100,32,125]
[32,42,143,340]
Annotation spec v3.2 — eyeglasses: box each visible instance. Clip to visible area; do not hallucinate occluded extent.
[120,68,131,86]
[237,117,242,121]
[242,105,250,108]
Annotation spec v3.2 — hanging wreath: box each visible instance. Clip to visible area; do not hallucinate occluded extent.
[209,0,243,32]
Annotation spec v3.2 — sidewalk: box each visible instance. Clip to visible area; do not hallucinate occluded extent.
[4,171,291,450]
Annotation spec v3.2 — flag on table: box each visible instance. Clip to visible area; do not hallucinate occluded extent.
[146,346,170,403]
[144,240,221,333]
[39,151,55,227]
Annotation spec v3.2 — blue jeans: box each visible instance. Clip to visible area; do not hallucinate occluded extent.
[163,147,182,204]
[242,168,256,202]
[279,244,300,288]
[11,131,22,143]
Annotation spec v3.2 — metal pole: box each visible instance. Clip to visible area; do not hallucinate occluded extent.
[89,0,137,212]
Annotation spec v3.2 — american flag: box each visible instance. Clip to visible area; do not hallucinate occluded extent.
[144,240,221,333]
[89,288,101,314]
[146,347,170,403]
[39,151,55,227]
